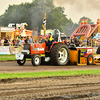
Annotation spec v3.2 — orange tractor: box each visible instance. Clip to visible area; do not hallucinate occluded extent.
[16,29,69,66]
[16,41,69,66]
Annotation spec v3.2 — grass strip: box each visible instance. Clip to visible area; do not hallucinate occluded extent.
[0,55,16,61]
[0,70,100,79]
[0,55,30,61]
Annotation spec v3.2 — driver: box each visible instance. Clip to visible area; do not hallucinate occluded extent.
[46,33,54,51]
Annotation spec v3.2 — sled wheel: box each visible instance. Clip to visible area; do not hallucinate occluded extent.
[87,54,93,65]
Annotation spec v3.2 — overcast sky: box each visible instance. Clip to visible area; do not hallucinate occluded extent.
[54,0,100,23]
[0,0,32,15]
[0,0,100,23]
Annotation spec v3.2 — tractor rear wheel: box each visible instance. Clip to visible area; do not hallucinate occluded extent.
[50,44,69,65]
[31,55,41,66]
[87,54,93,65]
[17,57,26,66]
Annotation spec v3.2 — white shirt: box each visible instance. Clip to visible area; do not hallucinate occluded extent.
[19,39,24,46]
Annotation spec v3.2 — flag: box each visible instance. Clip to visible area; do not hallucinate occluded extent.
[42,12,46,36]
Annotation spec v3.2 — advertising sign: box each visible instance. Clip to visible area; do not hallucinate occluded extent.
[0,46,10,55]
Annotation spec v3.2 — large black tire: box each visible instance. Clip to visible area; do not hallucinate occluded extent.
[97,46,100,54]
[87,54,94,65]
[31,55,41,66]
[17,57,26,66]
[50,44,69,66]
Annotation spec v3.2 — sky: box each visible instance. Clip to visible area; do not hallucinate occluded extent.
[0,0,100,23]
[0,0,32,15]
[54,0,100,23]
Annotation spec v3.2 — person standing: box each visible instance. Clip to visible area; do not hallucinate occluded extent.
[12,37,17,46]
[25,37,30,44]
[0,37,1,46]
[1,37,4,46]
[29,36,33,43]
[19,37,24,46]
[4,37,8,46]
[9,39,12,46]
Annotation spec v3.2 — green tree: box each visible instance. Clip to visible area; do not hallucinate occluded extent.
[0,0,68,32]
[47,7,68,32]
[64,18,79,37]
[78,16,94,24]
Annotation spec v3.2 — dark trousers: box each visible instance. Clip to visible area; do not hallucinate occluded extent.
[46,42,52,51]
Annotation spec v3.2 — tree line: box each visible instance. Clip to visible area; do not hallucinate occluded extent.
[0,0,94,37]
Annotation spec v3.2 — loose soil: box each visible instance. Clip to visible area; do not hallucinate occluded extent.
[0,61,100,99]
[0,75,100,100]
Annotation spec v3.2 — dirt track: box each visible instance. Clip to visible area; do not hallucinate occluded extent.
[0,61,100,73]
[0,75,100,100]
[0,61,100,99]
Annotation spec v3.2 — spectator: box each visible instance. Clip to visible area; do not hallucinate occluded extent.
[64,38,69,45]
[96,39,99,47]
[34,40,37,43]
[0,37,1,46]
[64,38,67,44]
[9,39,12,46]
[24,36,27,44]
[41,36,45,43]
[16,39,19,46]
[4,37,9,46]
[24,36,26,41]
[87,38,91,46]
[1,37,4,46]
[81,39,87,47]
[19,37,24,46]
[77,40,80,47]
[25,37,30,44]
[70,37,74,45]
[92,38,96,47]
[79,40,82,46]
[38,36,45,43]
[29,36,33,43]
[38,38,41,43]
[74,36,79,46]
[12,37,17,46]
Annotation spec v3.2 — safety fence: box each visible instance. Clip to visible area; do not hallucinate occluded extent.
[0,46,23,55]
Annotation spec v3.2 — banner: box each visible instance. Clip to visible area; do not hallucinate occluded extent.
[9,46,23,54]
[0,46,10,55]
[0,46,23,55]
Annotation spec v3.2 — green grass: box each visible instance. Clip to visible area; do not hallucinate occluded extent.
[0,70,100,79]
[0,55,16,61]
[0,55,31,61]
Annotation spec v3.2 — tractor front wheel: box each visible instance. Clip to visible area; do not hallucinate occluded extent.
[17,57,26,66]
[31,55,41,66]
